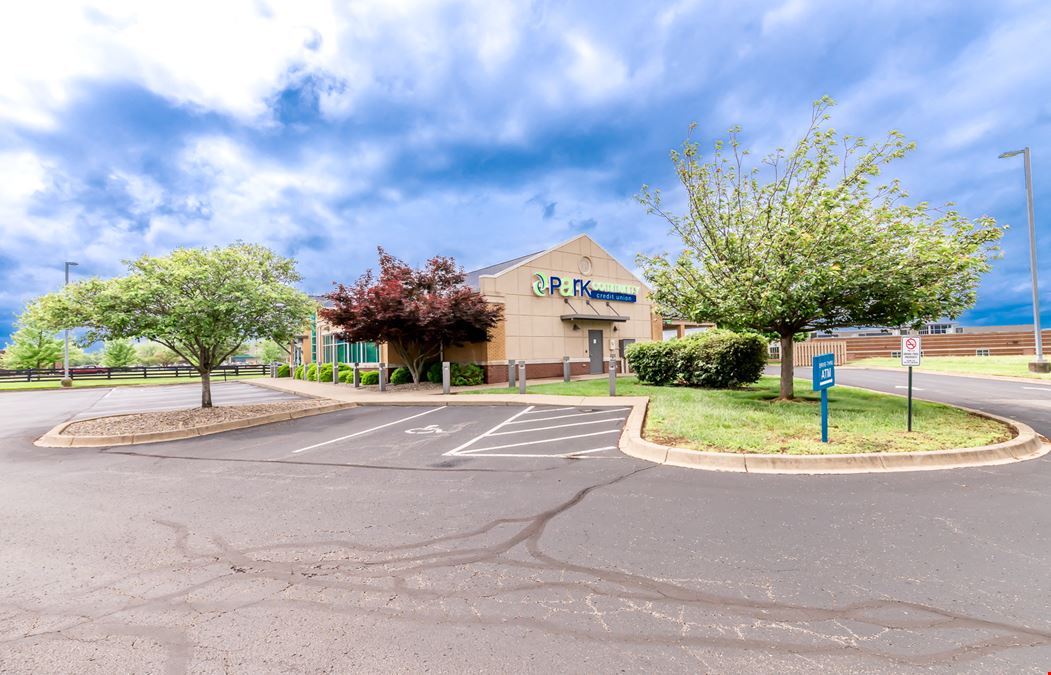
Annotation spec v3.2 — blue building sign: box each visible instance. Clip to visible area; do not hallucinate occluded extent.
[531,272,638,303]
[812,353,836,391]
[811,353,836,443]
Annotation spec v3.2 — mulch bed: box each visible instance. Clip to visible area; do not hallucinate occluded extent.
[61,399,334,437]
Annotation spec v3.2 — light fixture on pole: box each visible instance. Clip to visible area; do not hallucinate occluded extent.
[62,261,79,385]
[999,147,1048,373]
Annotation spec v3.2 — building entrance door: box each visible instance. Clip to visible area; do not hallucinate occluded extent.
[588,330,604,374]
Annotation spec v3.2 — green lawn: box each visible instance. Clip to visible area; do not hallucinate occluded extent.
[467,376,1008,455]
[849,355,1051,380]
[0,374,266,391]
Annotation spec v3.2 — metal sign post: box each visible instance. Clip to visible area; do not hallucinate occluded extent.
[811,353,836,443]
[901,336,921,431]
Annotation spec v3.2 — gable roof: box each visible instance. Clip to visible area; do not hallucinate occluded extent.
[464,233,648,291]
[464,251,543,290]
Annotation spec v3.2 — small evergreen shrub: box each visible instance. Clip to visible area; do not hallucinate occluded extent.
[293,364,304,379]
[425,362,443,384]
[625,330,767,388]
[390,367,413,385]
[625,340,680,385]
[451,362,484,386]
[339,369,353,384]
[360,370,380,386]
[305,363,318,380]
[319,363,334,382]
[276,364,290,378]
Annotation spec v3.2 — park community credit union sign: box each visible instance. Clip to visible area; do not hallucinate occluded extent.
[531,272,639,303]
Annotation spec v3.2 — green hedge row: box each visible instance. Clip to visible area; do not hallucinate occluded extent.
[625,329,767,388]
[425,362,484,386]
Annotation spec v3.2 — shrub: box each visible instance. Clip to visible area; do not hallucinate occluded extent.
[625,340,680,385]
[305,363,318,380]
[360,370,380,385]
[339,368,353,384]
[276,364,290,378]
[390,367,413,385]
[425,362,442,384]
[679,330,767,388]
[625,330,767,388]
[451,362,484,386]
[319,363,334,382]
[293,364,304,379]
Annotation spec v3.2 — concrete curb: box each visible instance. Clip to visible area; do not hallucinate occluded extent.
[34,401,356,448]
[618,401,1048,474]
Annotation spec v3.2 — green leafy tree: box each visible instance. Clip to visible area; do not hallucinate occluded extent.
[32,244,315,407]
[2,313,64,369]
[257,339,287,364]
[102,339,138,367]
[638,98,1004,399]
[136,341,181,366]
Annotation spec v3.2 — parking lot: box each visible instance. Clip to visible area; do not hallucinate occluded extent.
[111,403,632,468]
[2,383,1051,673]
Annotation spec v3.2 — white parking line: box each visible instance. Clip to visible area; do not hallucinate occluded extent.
[894,386,925,391]
[504,408,630,425]
[458,429,621,454]
[520,406,578,415]
[463,446,620,459]
[488,416,627,436]
[289,407,443,456]
[1022,386,1051,393]
[442,405,535,456]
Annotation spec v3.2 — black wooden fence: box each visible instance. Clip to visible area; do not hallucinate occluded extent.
[0,365,268,383]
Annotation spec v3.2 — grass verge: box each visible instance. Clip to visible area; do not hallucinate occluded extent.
[0,374,266,391]
[467,375,1009,455]
[849,355,1051,380]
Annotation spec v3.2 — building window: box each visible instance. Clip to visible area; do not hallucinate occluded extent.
[976,348,991,357]
[662,329,678,341]
[922,323,951,335]
[891,350,901,358]
[768,343,781,359]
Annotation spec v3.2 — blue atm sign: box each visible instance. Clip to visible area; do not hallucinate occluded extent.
[812,353,836,391]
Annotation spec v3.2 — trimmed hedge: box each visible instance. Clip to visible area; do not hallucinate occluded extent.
[360,370,380,386]
[451,362,484,386]
[390,367,413,385]
[293,364,304,379]
[305,363,318,381]
[276,364,290,378]
[319,363,334,382]
[422,362,484,386]
[625,329,767,388]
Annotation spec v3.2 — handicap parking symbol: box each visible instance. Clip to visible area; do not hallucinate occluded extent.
[405,424,446,435]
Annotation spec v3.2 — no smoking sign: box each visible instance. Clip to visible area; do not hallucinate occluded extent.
[901,336,922,366]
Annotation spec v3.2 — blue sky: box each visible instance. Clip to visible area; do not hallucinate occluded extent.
[1,0,1050,344]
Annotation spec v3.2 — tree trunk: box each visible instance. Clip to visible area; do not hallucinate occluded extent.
[779,334,795,400]
[201,370,213,408]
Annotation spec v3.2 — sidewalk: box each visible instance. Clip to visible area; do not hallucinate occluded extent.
[251,374,638,408]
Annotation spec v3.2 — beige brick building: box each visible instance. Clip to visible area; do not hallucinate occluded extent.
[297,234,660,383]
[444,234,658,382]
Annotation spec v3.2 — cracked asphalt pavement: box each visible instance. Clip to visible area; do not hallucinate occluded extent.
[1,381,1049,673]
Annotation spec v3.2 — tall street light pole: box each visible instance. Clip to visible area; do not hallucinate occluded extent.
[62,261,79,382]
[999,147,1048,373]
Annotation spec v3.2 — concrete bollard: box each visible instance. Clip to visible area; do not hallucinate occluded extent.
[379,363,387,392]
[608,356,617,396]
[333,361,340,384]
[442,361,451,395]
[507,359,516,389]
[352,362,360,388]
[518,360,526,394]
[563,356,570,383]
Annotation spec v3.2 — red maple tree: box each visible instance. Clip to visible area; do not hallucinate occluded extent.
[321,248,503,383]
